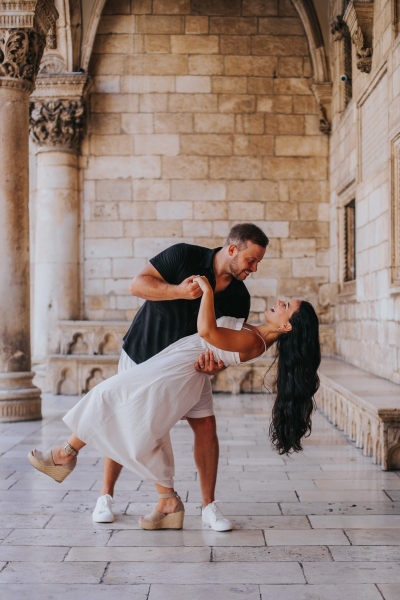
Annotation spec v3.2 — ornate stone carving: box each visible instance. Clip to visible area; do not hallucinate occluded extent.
[29,97,85,149]
[0,28,45,87]
[0,1,58,89]
[331,15,350,41]
[351,26,372,73]
[311,82,333,136]
[0,1,58,40]
[343,0,374,74]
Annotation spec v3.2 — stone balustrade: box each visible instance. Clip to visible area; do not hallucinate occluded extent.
[316,358,400,470]
[46,320,335,397]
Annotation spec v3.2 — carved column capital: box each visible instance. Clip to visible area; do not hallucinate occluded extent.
[29,73,90,150]
[0,0,58,91]
[343,0,374,74]
[30,97,85,150]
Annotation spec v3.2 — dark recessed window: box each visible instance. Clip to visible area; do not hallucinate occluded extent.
[344,200,356,282]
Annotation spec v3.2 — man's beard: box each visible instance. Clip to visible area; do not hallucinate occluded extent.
[228,255,245,280]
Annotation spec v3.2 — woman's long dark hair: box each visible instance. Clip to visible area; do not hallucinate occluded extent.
[269,301,321,455]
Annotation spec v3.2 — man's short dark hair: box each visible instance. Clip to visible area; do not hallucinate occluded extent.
[225,223,269,250]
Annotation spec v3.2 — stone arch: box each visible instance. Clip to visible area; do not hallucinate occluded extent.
[291,0,330,84]
[80,0,108,72]
[81,0,330,84]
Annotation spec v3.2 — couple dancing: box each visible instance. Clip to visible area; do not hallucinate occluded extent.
[29,223,320,531]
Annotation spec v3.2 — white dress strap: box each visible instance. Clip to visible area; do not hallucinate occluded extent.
[241,326,267,363]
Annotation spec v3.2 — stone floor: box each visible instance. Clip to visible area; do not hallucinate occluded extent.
[0,392,400,600]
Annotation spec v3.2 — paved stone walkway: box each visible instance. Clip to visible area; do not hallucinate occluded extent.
[0,392,400,599]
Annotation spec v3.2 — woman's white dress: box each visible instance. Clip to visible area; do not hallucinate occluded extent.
[63,317,265,488]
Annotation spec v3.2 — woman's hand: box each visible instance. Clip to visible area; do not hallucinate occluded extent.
[193,275,212,294]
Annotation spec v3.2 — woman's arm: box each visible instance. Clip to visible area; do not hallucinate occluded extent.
[194,277,263,359]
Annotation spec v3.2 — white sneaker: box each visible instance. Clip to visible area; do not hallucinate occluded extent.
[92,494,114,523]
[202,500,232,532]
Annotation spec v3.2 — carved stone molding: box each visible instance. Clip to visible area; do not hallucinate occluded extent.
[343,0,374,74]
[29,72,90,150]
[0,1,58,40]
[311,82,333,135]
[29,97,85,149]
[0,1,58,90]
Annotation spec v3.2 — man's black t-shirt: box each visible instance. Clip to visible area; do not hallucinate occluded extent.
[122,243,250,364]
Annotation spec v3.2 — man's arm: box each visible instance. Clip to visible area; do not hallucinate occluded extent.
[129,263,203,301]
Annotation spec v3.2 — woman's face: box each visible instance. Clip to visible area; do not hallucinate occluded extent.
[264,299,301,331]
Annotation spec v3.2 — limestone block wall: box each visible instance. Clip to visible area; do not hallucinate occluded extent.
[80,0,330,325]
[329,0,400,384]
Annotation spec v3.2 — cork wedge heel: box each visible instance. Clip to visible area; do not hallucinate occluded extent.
[139,491,185,530]
[28,450,77,483]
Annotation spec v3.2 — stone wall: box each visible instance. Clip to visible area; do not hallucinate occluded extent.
[81,0,330,324]
[329,0,400,384]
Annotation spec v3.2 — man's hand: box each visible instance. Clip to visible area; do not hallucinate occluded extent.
[195,349,225,375]
[176,275,204,300]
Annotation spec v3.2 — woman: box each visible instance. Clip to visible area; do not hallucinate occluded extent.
[29,276,320,530]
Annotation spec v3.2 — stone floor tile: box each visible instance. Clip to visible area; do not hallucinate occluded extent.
[264,529,349,546]
[377,584,400,599]
[315,480,400,491]
[298,491,390,502]
[0,546,68,561]
[10,478,97,491]
[385,491,400,501]
[0,530,12,542]
[194,502,281,516]
[309,515,400,529]
[281,502,400,515]
[0,562,107,584]
[303,562,400,584]
[0,480,18,490]
[0,584,149,600]
[345,529,400,545]
[187,490,299,502]
[330,546,400,561]
[2,528,111,546]
[0,515,52,528]
[108,529,265,547]
[213,545,332,562]
[184,515,310,530]
[287,471,400,480]
[104,562,305,584]
[148,584,260,600]
[0,490,67,502]
[259,583,382,599]
[239,480,318,491]
[66,546,211,562]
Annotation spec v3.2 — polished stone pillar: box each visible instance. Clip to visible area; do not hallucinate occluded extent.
[29,74,88,386]
[0,1,58,421]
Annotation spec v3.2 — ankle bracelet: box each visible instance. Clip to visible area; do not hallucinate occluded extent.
[64,442,79,457]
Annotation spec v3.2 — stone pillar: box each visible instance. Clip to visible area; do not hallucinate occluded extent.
[29,74,89,385]
[0,1,58,422]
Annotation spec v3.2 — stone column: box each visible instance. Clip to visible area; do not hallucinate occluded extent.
[29,74,89,386]
[0,1,58,421]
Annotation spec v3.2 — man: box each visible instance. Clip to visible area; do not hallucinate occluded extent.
[92,223,268,530]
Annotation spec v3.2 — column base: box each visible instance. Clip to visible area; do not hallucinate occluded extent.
[0,372,42,422]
